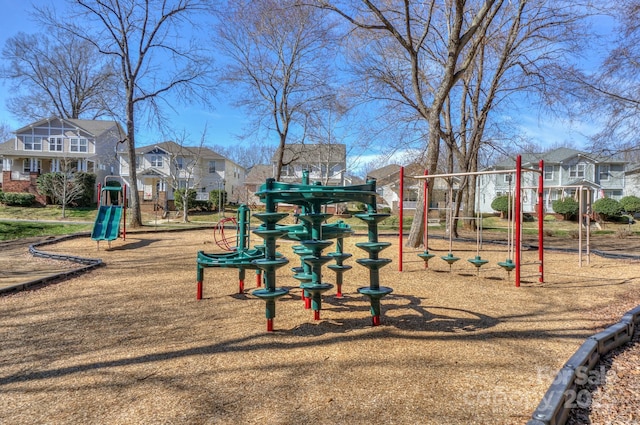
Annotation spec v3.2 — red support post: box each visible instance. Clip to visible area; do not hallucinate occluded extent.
[538,159,544,283]
[97,183,102,207]
[515,155,522,287]
[399,166,404,272]
[196,281,203,300]
[423,170,429,268]
[122,185,127,241]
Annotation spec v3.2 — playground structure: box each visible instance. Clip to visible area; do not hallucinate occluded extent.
[92,177,127,249]
[408,155,545,287]
[196,171,393,331]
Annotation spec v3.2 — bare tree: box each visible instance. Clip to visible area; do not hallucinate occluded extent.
[211,142,276,169]
[162,133,208,224]
[0,122,11,142]
[1,29,116,121]
[440,0,586,235]
[35,0,215,228]
[556,1,640,162]
[317,0,509,247]
[214,0,339,180]
[36,159,86,218]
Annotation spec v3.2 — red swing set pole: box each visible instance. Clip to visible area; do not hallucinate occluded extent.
[515,155,522,288]
[399,166,404,272]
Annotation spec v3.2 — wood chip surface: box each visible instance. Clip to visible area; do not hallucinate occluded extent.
[1,229,639,425]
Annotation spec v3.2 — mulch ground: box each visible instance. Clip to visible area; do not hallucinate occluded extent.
[1,229,640,425]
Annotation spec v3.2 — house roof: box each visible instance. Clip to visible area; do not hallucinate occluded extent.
[367,164,400,180]
[492,147,627,169]
[14,117,123,138]
[273,143,347,164]
[245,164,273,185]
[0,138,16,155]
[134,141,227,160]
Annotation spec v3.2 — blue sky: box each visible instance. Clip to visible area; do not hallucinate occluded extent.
[0,0,246,147]
[0,1,605,163]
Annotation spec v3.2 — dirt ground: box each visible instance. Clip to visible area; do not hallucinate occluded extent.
[1,229,640,425]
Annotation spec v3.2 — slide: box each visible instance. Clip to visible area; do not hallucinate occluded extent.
[91,205,123,241]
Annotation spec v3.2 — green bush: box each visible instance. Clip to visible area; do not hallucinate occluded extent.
[490,195,511,214]
[209,189,227,211]
[175,189,198,211]
[3,192,36,206]
[592,197,623,220]
[74,172,97,207]
[36,172,96,207]
[0,189,4,203]
[619,195,640,214]
[552,198,579,220]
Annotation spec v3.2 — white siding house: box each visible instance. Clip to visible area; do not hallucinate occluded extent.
[117,141,246,210]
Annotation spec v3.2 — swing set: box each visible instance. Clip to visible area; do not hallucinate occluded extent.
[398,155,545,288]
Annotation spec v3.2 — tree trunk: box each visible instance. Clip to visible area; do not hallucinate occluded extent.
[126,99,143,228]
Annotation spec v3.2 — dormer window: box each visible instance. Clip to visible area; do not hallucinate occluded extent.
[49,137,63,152]
[23,135,43,151]
[569,163,585,179]
[151,154,163,167]
[70,137,88,152]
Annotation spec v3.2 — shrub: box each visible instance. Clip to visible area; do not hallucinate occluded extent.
[208,189,227,211]
[74,172,97,207]
[0,189,4,203]
[592,197,623,220]
[3,192,36,206]
[174,189,198,211]
[552,198,579,220]
[616,227,632,239]
[36,172,96,207]
[490,195,511,215]
[619,195,640,214]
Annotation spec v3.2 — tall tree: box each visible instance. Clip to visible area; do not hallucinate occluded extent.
[1,29,116,120]
[442,0,586,234]
[36,0,214,227]
[560,2,640,161]
[318,0,507,247]
[214,0,339,180]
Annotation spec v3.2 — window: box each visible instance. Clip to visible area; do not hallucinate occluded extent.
[503,174,513,183]
[150,155,163,167]
[23,135,43,151]
[70,138,88,152]
[48,137,63,152]
[135,155,142,169]
[599,165,610,181]
[569,163,585,179]
[209,161,216,173]
[176,157,184,169]
[544,165,554,180]
[23,159,41,173]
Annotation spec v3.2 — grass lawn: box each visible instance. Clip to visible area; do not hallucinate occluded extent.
[0,221,92,241]
[1,204,638,241]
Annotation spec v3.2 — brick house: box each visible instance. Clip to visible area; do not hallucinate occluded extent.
[0,117,125,204]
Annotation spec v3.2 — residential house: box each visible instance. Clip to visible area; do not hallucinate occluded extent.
[368,163,459,214]
[274,143,347,186]
[0,117,125,204]
[625,163,640,198]
[477,147,628,214]
[244,164,275,207]
[117,141,246,211]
